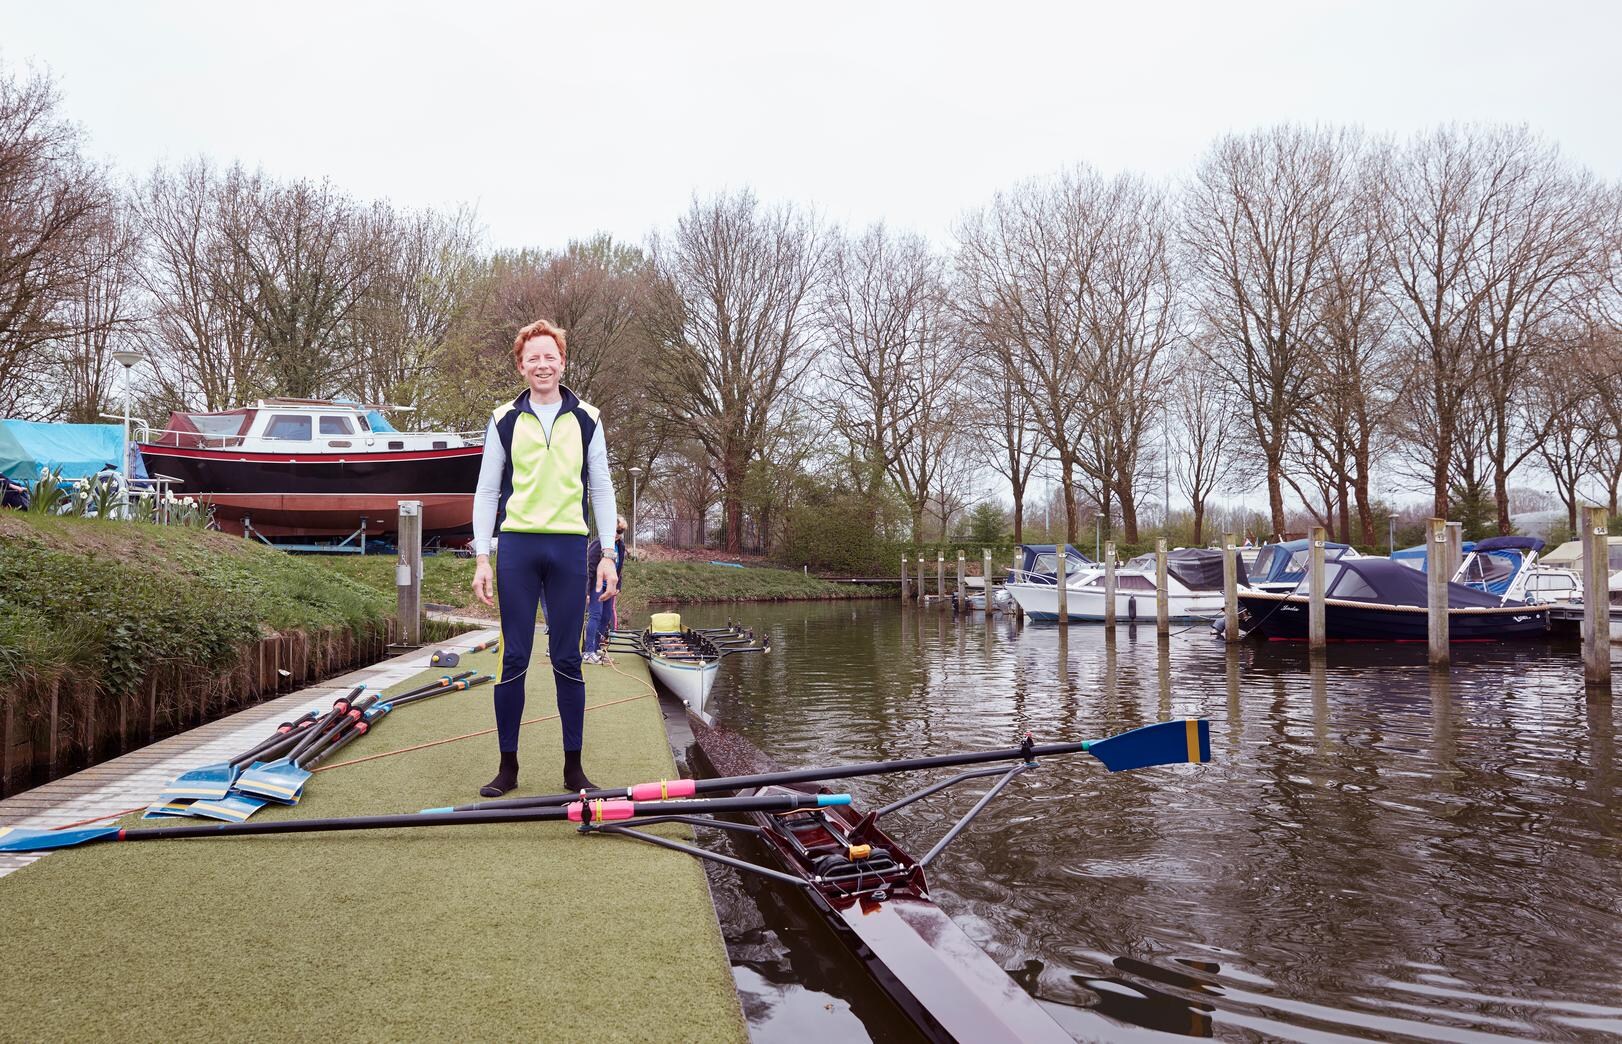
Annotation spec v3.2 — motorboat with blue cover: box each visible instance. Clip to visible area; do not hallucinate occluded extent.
[1235,557,1549,641]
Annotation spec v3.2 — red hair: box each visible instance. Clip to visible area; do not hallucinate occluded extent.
[512,319,568,365]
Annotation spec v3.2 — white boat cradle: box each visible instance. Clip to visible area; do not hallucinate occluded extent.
[604,613,770,716]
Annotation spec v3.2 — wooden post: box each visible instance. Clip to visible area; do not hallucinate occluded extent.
[917,553,927,603]
[1222,532,1239,643]
[1308,525,1326,649]
[1103,541,1117,630]
[1427,517,1449,667]
[396,500,423,647]
[1011,549,1024,621]
[982,548,994,621]
[956,550,966,612]
[900,556,910,603]
[1155,538,1169,636]
[1055,543,1069,626]
[1445,520,1464,580]
[1581,505,1612,694]
[936,552,946,602]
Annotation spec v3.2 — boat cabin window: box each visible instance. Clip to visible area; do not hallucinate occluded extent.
[1251,546,1277,577]
[1327,566,1379,601]
[1459,553,1515,589]
[1610,546,1622,573]
[264,415,312,441]
[1031,553,1057,575]
[319,416,355,436]
[388,440,405,450]
[1527,573,1577,596]
[356,414,371,432]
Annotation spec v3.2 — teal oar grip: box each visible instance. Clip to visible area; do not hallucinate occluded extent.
[421,807,454,814]
[816,795,852,807]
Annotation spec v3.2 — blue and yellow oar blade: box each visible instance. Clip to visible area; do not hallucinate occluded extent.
[1088,718,1211,772]
[0,825,124,852]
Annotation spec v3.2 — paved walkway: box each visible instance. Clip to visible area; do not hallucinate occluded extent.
[0,626,498,879]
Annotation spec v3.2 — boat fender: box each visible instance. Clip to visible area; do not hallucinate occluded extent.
[1128,596,1137,621]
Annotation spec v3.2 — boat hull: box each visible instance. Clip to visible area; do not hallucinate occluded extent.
[1006,581,1221,622]
[137,442,481,538]
[1237,593,1550,641]
[647,653,719,713]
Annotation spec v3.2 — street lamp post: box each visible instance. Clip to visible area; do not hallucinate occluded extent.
[1388,513,1397,556]
[628,466,644,556]
[111,349,146,517]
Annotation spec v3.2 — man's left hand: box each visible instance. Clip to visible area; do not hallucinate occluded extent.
[595,558,619,601]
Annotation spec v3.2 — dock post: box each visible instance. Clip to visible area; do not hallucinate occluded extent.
[1581,505,1612,695]
[1445,520,1464,580]
[917,553,927,603]
[900,555,910,603]
[396,500,422,648]
[982,548,994,620]
[956,550,966,612]
[1011,549,1024,621]
[1222,532,1239,642]
[936,552,946,604]
[1104,541,1117,630]
[1308,525,1326,649]
[1056,543,1069,626]
[1155,538,1169,636]
[1427,517,1449,667]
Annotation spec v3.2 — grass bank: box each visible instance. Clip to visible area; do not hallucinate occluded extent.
[0,645,746,1041]
[316,554,891,622]
[0,514,465,789]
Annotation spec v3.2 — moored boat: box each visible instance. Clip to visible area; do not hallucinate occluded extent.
[1007,547,1241,622]
[606,617,769,716]
[1237,557,1550,641]
[136,399,482,539]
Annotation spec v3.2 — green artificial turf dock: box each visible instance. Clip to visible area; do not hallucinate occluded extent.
[0,640,747,1043]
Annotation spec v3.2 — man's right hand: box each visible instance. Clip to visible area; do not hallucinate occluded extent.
[473,557,494,606]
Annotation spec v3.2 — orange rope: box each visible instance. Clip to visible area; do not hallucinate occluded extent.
[53,654,658,828]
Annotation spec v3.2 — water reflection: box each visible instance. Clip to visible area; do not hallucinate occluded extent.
[674,600,1622,1042]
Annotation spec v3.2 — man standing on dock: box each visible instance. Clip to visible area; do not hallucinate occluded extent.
[470,319,620,797]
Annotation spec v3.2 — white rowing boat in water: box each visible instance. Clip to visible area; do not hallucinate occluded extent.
[605,615,770,716]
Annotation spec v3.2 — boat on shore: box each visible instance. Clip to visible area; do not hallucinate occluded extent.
[136,399,482,540]
[1236,557,1550,641]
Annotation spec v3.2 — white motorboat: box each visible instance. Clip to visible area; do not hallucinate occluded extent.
[1006,548,1232,622]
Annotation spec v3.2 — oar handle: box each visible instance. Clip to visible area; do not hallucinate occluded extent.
[230,711,319,767]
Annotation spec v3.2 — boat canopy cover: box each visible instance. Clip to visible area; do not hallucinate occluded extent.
[0,421,124,483]
[1167,548,1247,590]
[1473,536,1545,554]
[1389,541,1477,572]
[154,409,255,448]
[1316,558,1519,608]
[1018,544,1094,577]
[1250,538,1355,584]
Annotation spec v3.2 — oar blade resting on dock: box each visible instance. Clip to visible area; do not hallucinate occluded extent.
[1088,718,1210,772]
[0,825,124,852]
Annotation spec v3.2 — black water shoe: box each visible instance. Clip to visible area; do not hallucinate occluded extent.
[562,749,596,792]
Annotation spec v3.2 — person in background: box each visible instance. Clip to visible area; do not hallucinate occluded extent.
[584,516,628,664]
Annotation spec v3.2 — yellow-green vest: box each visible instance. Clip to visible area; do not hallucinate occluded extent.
[492,387,599,536]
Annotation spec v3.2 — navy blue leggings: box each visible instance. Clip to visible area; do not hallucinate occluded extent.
[494,532,588,753]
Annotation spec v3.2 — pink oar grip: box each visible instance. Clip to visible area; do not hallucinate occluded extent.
[567,799,635,823]
[628,779,696,801]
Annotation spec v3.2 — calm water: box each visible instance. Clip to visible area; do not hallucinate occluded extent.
[672,601,1622,1043]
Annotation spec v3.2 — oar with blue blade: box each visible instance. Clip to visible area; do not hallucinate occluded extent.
[234,694,380,804]
[156,711,321,803]
[449,718,1214,812]
[231,688,365,801]
[0,793,854,853]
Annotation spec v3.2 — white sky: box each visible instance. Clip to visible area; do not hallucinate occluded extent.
[6,0,1620,251]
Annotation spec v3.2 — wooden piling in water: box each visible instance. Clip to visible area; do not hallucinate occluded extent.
[1308,525,1326,649]
[956,550,965,612]
[917,553,926,603]
[1055,542,1069,626]
[1428,518,1450,667]
[982,548,994,621]
[1011,549,1023,621]
[1222,532,1239,642]
[1445,521,1464,580]
[1155,538,1169,636]
[936,552,945,603]
[1103,541,1117,630]
[900,556,910,603]
[1580,505,1612,695]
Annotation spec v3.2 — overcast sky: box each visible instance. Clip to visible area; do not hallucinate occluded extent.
[6,0,1621,251]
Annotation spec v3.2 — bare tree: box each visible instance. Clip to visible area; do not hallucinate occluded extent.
[647,191,823,552]
[1170,351,1240,545]
[49,199,143,422]
[956,167,1110,544]
[1183,126,1357,538]
[0,66,112,418]
[966,330,1043,543]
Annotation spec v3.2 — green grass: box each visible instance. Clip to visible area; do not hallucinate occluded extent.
[0,514,401,704]
[316,553,889,621]
[0,644,746,1042]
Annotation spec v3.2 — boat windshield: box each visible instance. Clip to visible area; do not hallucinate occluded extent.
[1458,553,1518,591]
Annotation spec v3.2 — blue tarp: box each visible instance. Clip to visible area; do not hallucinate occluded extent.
[1320,558,1519,608]
[365,410,397,433]
[1250,538,1355,585]
[0,421,126,483]
[1391,541,1478,574]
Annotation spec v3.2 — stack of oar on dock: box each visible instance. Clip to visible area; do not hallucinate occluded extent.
[145,670,493,823]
